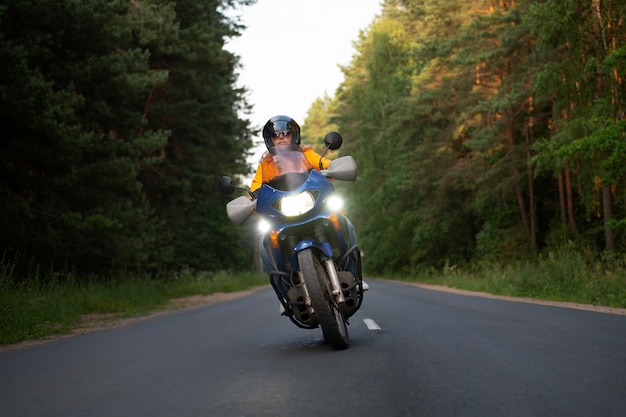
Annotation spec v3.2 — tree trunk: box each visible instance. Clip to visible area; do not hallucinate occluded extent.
[524,125,536,245]
[602,186,616,251]
[565,161,578,233]
[507,121,529,231]
[558,170,567,223]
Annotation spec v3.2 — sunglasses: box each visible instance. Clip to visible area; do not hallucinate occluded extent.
[271,130,292,139]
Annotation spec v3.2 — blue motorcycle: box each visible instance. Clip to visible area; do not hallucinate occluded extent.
[218,133,365,350]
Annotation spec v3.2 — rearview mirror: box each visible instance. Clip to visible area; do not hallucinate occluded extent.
[218,176,236,195]
[324,132,343,150]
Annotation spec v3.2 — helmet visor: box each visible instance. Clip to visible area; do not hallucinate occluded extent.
[269,120,288,133]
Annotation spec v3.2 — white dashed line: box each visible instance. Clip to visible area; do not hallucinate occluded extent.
[363,318,381,330]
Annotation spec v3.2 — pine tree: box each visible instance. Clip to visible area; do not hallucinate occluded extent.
[0,0,255,277]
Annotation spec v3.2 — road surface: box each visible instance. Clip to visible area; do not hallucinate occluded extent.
[1,280,625,416]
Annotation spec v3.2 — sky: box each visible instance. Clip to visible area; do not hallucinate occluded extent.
[225,0,382,154]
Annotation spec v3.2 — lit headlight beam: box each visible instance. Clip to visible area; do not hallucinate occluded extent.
[258,218,271,233]
[327,195,344,212]
[279,192,316,216]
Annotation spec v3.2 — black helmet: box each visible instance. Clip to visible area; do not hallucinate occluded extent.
[262,115,301,149]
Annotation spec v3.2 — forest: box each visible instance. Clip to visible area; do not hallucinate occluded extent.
[305,0,626,273]
[0,0,255,278]
[1,0,625,280]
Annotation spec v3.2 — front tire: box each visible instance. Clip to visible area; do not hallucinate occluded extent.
[297,249,349,350]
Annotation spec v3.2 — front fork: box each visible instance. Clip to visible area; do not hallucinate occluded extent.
[310,220,347,305]
[297,256,345,317]
[325,259,346,304]
[281,218,351,318]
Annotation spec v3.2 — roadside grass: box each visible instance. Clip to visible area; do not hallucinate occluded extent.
[396,247,626,309]
[0,265,266,347]
[2,245,625,347]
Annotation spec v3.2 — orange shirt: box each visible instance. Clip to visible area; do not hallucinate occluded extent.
[250,147,331,193]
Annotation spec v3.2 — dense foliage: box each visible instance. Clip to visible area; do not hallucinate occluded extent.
[319,0,626,273]
[0,0,255,278]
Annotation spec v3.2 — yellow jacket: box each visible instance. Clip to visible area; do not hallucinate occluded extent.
[250,147,331,193]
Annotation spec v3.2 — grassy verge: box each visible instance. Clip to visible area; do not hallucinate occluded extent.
[3,246,625,348]
[0,269,266,347]
[394,247,626,309]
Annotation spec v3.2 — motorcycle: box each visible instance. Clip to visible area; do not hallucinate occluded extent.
[218,132,365,350]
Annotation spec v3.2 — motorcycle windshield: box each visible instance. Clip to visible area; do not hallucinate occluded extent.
[261,144,314,191]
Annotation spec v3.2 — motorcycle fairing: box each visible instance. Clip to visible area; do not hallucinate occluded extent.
[256,169,335,220]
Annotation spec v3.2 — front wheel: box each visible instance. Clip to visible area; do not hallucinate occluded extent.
[297,249,349,350]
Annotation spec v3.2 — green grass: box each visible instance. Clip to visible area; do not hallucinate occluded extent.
[394,247,626,309]
[0,267,266,347]
[2,245,625,347]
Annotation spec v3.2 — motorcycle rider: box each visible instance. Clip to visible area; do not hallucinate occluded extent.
[250,115,331,195]
[251,115,363,299]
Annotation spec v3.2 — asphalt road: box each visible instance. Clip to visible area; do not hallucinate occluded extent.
[1,279,625,417]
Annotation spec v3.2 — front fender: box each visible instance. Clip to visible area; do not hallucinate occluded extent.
[291,240,333,267]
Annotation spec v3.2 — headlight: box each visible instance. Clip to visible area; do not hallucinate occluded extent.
[327,195,343,212]
[258,218,271,233]
[278,191,316,216]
